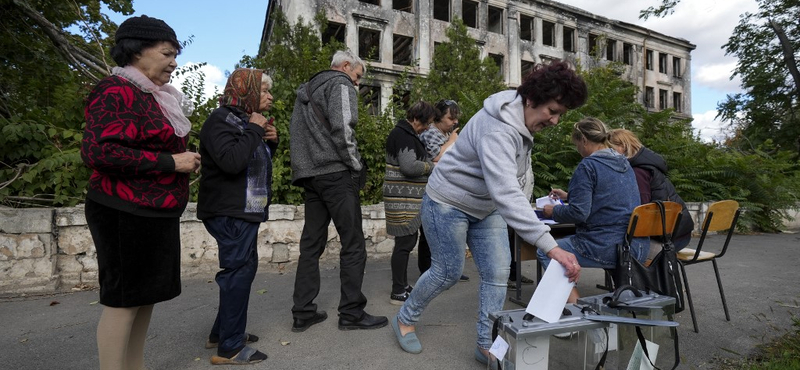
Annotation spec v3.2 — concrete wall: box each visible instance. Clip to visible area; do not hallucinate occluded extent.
[1,202,798,295]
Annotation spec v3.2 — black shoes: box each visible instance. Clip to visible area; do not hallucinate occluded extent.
[338,312,389,330]
[291,311,328,332]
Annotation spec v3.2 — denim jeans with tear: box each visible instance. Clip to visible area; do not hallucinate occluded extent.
[397,194,510,350]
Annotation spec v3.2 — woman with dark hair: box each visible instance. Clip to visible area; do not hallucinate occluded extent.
[81,15,200,369]
[384,101,437,304]
[539,118,647,304]
[391,61,588,365]
[197,68,277,365]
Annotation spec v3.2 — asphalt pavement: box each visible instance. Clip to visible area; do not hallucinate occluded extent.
[2,231,799,369]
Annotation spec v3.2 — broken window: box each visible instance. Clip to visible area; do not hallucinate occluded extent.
[463,0,478,28]
[521,60,534,79]
[605,38,615,61]
[645,86,654,108]
[541,21,555,47]
[672,57,682,77]
[489,53,504,76]
[520,14,534,42]
[623,43,632,65]
[433,0,449,21]
[659,89,668,110]
[393,34,413,65]
[359,85,381,115]
[646,50,653,70]
[358,28,381,61]
[588,34,600,57]
[393,0,413,12]
[563,26,575,52]
[673,92,682,112]
[392,89,411,110]
[322,22,346,45]
[359,0,380,5]
[488,6,503,34]
[659,52,668,74]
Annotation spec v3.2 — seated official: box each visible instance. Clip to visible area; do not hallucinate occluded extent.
[539,117,648,303]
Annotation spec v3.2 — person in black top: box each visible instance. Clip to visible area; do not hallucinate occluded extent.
[197,68,277,365]
[609,129,694,251]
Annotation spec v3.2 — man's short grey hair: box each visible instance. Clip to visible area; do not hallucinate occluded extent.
[331,50,367,74]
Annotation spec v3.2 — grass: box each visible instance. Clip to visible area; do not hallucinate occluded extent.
[716,314,800,370]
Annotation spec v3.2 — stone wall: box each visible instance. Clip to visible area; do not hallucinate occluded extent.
[1,202,798,295]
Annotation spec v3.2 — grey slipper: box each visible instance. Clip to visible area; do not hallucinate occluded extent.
[210,346,268,365]
[391,316,422,354]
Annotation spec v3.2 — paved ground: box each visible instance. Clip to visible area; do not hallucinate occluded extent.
[2,231,799,369]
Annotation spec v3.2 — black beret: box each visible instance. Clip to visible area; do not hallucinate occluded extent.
[115,15,178,46]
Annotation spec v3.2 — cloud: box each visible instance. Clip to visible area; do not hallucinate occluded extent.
[692,109,733,142]
[694,62,741,91]
[169,62,226,102]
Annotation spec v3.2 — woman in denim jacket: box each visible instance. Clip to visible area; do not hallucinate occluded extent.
[539,117,648,303]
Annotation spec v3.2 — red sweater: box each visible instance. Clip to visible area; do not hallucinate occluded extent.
[81,76,189,217]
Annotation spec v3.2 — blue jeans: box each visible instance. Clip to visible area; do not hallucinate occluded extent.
[537,235,649,269]
[397,195,510,350]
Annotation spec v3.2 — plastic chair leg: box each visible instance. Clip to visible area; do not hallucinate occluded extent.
[712,259,731,321]
[679,262,699,333]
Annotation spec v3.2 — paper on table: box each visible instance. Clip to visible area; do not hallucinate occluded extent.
[526,260,575,323]
[536,195,561,209]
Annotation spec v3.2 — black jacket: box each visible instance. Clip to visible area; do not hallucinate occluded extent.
[629,147,694,249]
[197,106,277,222]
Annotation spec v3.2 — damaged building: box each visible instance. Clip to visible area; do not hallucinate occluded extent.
[260,0,695,118]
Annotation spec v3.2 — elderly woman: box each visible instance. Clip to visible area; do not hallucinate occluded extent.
[197,68,277,364]
[81,15,200,369]
[392,61,587,365]
[540,118,648,303]
[608,129,694,250]
[384,101,436,304]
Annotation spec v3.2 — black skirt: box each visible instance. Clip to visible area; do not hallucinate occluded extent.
[85,198,181,307]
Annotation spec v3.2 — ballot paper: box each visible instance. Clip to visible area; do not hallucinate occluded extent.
[526,260,575,323]
[536,195,561,209]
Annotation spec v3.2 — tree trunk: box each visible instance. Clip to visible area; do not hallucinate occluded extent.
[10,0,111,83]
[769,19,800,96]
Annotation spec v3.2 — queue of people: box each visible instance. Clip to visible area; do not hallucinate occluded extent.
[81,14,692,369]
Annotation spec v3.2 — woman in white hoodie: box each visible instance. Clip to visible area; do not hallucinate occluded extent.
[391,61,588,364]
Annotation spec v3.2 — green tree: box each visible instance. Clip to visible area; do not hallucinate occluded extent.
[719,0,800,154]
[0,0,134,207]
[410,18,507,122]
[242,10,399,205]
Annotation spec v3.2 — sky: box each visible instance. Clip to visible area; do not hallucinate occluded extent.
[108,0,760,141]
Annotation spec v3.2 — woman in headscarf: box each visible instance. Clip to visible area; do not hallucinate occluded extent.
[81,15,200,369]
[197,68,278,365]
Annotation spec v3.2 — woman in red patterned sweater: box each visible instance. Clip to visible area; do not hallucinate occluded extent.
[80,15,200,370]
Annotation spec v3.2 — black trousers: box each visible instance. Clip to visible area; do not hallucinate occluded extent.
[417,226,432,274]
[391,231,419,294]
[292,171,368,321]
[204,216,259,355]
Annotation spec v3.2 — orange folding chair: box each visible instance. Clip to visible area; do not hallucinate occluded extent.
[677,200,740,333]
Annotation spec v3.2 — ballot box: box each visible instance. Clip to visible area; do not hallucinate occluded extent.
[577,292,678,369]
[488,304,609,370]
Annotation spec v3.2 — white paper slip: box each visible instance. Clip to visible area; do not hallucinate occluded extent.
[536,195,561,209]
[489,336,509,362]
[626,339,659,370]
[526,260,575,323]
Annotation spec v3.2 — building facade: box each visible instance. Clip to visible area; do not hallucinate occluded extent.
[261,0,695,117]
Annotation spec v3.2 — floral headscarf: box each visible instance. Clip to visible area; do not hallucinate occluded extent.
[219,68,264,114]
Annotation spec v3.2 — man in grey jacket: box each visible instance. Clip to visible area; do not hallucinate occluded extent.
[289,50,388,332]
